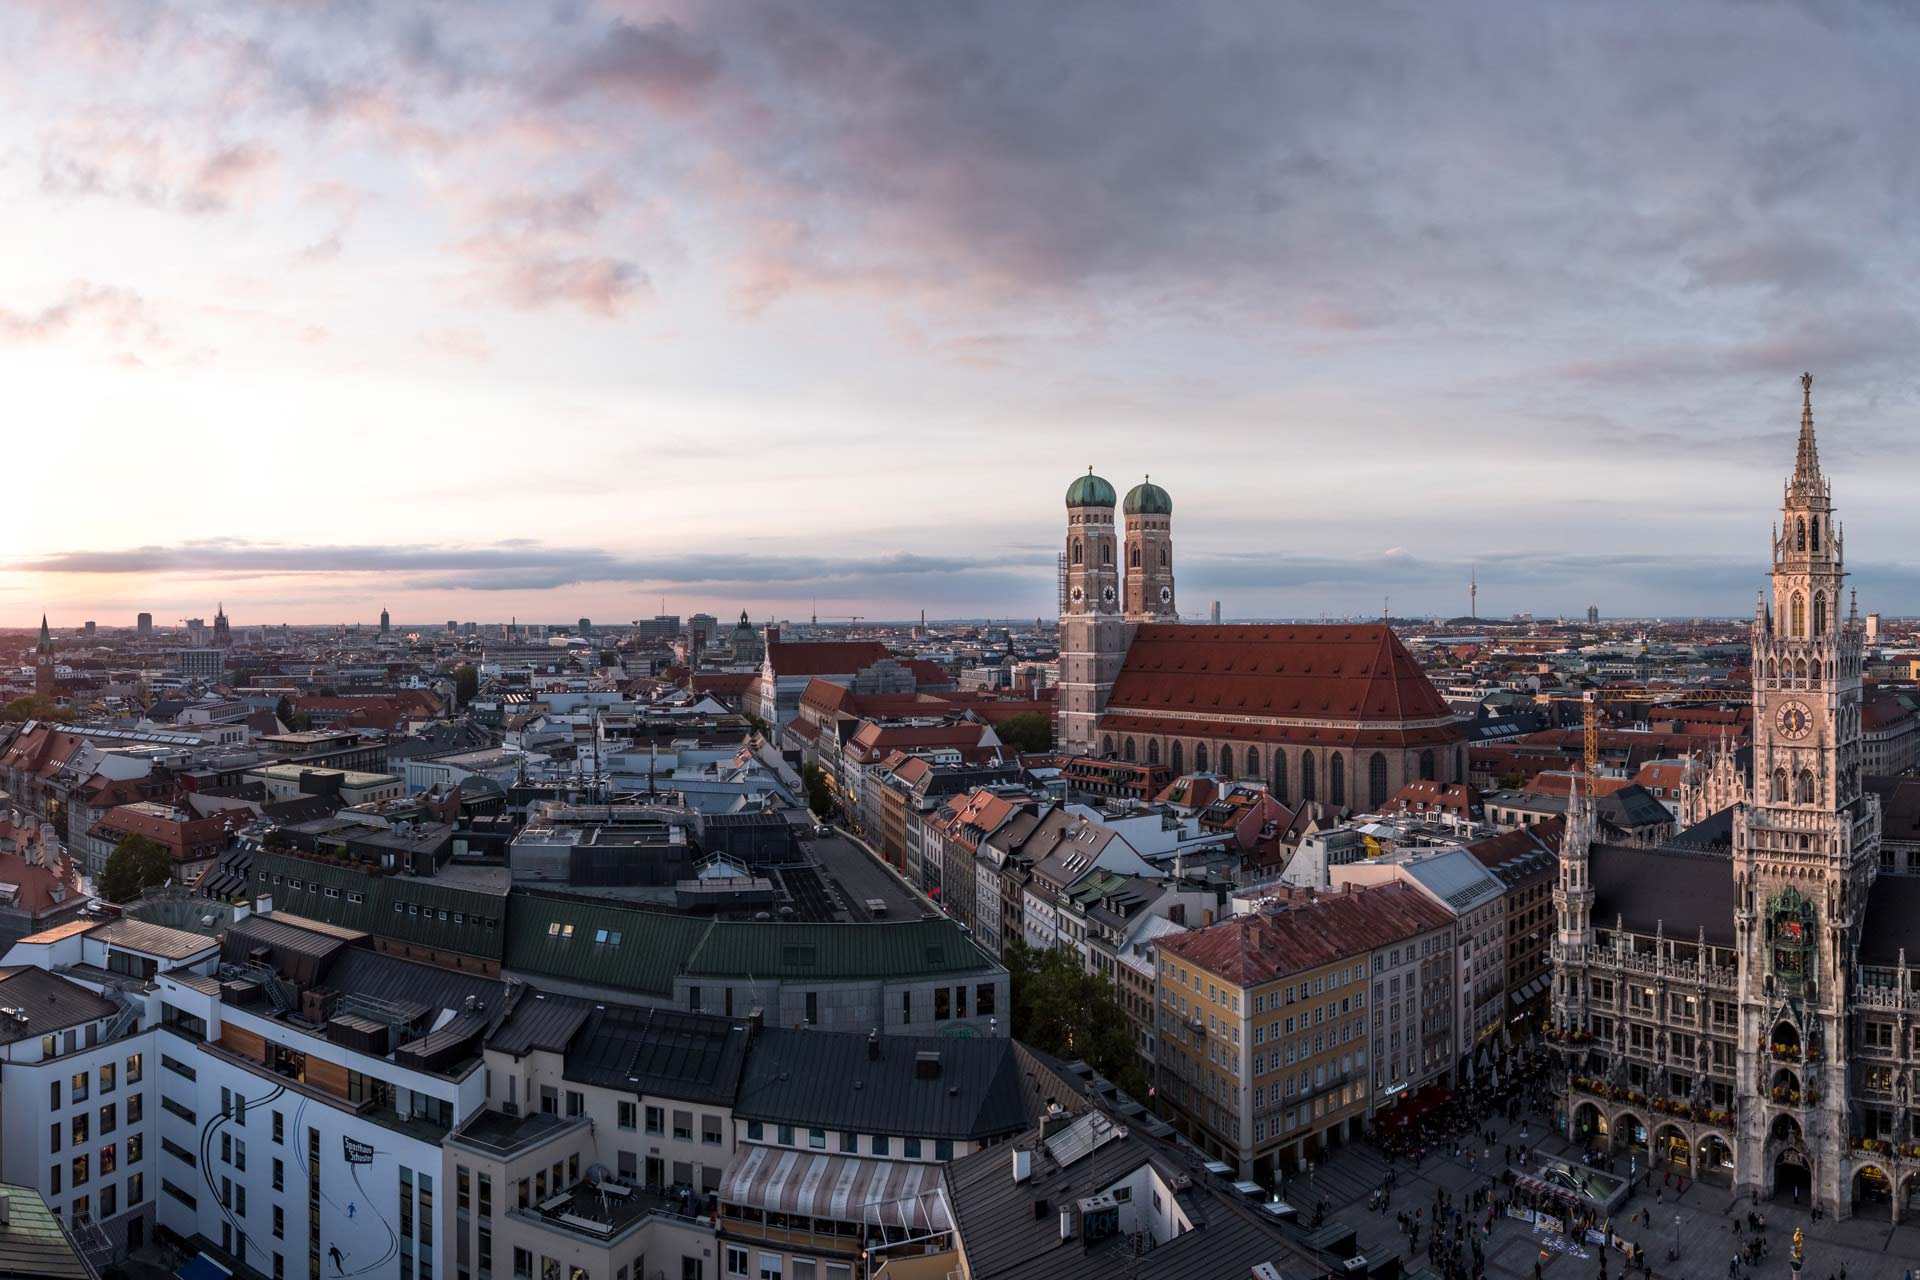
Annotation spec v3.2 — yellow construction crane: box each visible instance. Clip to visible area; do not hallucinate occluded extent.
[1532,687,1747,777]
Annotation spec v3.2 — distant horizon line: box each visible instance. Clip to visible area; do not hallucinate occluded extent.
[8,613,1899,631]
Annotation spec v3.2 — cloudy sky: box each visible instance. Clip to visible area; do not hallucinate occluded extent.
[6,1,1920,627]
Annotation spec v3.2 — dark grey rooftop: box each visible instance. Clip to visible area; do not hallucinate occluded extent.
[734,1028,1030,1140]
[488,989,593,1057]
[563,1004,750,1107]
[0,968,116,1047]
[1861,874,1920,967]
[1589,843,1734,946]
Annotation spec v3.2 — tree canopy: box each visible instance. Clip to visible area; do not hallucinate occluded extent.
[1005,939,1148,1099]
[0,694,69,723]
[99,834,175,903]
[801,763,833,819]
[996,712,1053,755]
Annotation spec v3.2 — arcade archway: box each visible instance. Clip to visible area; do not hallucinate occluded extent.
[1773,1149,1811,1202]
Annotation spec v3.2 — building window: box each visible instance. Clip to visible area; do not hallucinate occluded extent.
[646,1106,664,1135]
[618,1101,637,1130]
[1369,753,1389,809]
[1330,754,1346,806]
[1302,752,1316,801]
[1273,752,1288,801]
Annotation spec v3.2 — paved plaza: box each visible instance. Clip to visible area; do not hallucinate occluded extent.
[1294,1101,1920,1280]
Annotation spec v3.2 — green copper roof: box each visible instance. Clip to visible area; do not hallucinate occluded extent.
[1123,478,1172,516]
[1065,468,1116,508]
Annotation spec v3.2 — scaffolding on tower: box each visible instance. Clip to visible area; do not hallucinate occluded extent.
[1057,552,1069,616]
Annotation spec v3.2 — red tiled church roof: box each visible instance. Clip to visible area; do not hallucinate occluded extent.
[1106,624,1456,723]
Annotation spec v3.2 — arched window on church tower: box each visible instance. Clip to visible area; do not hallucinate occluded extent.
[1147,739,1160,765]
[1244,746,1259,780]
[1767,658,1776,683]
[1813,592,1826,635]
[1810,516,1820,551]
[1071,539,1082,566]
[1301,753,1316,802]
[1124,737,1136,762]
[1194,743,1208,774]
[1170,741,1183,773]
[1129,544,1140,568]
[1102,735,1113,757]
[1796,518,1807,551]
[1369,753,1389,809]
[1273,751,1288,802]
[1795,770,1815,804]
[1329,754,1346,806]
[1418,749,1436,780]
[1795,657,1807,683]
[1771,768,1787,802]
[1218,745,1233,777]
[1159,546,1169,567]
[1102,541,1112,565]
[1791,594,1805,637]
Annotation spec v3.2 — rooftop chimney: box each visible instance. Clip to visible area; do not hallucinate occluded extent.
[867,1029,880,1061]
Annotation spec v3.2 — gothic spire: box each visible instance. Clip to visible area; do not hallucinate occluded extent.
[37,614,50,652]
[1793,371,1821,491]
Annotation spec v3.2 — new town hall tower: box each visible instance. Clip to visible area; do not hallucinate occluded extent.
[1553,376,1920,1224]
[1731,372,1879,1208]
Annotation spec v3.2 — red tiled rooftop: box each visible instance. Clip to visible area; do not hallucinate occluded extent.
[766,641,895,678]
[1159,882,1454,987]
[1107,624,1456,724]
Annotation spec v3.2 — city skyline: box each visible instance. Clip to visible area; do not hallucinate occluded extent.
[9,3,1920,622]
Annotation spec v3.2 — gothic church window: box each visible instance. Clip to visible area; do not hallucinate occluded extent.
[1795,658,1806,682]
[1419,749,1436,780]
[1245,746,1259,780]
[1302,753,1316,802]
[1194,743,1209,774]
[1170,741,1183,773]
[1794,770,1814,805]
[1772,769,1787,802]
[1810,517,1820,551]
[1790,594,1805,637]
[1103,542,1112,565]
[1369,753,1389,809]
[1813,592,1826,635]
[1103,735,1114,757]
[1159,546,1169,567]
[1071,540,1082,565]
[1148,740,1160,765]
[1124,737,1136,762]
[1273,752,1289,802]
[1129,545,1141,568]
[1219,746,1233,777]
[1796,518,1806,551]
[1330,754,1346,807]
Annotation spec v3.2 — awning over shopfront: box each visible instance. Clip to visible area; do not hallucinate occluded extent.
[721,1145,953,1232]
[1377,1084,1453,1127]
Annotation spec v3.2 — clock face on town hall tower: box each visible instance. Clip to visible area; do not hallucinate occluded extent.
[1776,699,1812,740]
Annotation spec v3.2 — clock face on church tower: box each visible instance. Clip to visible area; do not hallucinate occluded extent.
[1776,700,1812,740]
[1158,586,1172,604]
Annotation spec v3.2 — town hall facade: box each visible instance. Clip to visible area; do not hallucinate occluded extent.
[1552,375,1920,1222]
